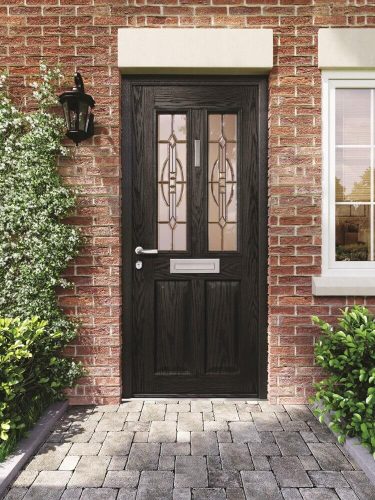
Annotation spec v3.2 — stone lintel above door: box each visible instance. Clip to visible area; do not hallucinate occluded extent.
[117,28,273,75]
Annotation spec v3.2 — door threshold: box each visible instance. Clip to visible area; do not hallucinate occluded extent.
[125,394,264,400]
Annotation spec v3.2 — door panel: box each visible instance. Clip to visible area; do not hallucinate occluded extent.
[123,77,268,397]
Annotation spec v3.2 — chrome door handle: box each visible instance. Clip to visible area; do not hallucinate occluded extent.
[135,246,158,255]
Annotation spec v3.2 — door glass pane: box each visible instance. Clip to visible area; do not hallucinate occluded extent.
[208,114,238,251]
[158,114,187,251]
[336,204,370,261]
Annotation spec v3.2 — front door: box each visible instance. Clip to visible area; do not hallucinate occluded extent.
[123,77,267,397]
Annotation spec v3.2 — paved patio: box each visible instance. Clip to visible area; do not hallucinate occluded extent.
[4,400,375,500]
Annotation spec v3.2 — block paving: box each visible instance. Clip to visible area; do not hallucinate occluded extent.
[4,401,375,500]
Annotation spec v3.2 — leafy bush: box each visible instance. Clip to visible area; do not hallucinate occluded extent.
[0,317,81,459]
[312,306,375,456]
[0,65,82,459]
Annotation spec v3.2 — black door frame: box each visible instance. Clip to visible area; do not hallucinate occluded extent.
[121,75,268,399]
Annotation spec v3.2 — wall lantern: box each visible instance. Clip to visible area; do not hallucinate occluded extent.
[59,73,95,146]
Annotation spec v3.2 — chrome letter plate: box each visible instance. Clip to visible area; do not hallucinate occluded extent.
[170,259,220,274]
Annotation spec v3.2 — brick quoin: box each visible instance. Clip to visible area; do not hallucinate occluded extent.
[2,1,373,405]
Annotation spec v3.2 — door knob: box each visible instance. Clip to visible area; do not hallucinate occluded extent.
[135,246,158,255]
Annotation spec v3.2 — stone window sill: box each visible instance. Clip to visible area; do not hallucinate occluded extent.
[312,276,375,296]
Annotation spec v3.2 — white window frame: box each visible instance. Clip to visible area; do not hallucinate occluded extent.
[322,70,375,277]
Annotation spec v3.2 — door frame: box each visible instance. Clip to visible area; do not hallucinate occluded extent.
[121,75,268,399]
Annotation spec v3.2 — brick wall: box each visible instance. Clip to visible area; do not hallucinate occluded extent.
[2,0,374,405]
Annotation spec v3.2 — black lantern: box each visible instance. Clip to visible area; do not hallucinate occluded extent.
[59,73,95,146]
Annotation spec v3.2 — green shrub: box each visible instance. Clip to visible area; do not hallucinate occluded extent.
[312,306,375,457]
[0,317,81,459]
[0,65,83,460]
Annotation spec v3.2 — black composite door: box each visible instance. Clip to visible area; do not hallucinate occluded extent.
[124,77,267,397]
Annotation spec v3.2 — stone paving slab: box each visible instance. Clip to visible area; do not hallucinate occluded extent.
[4,400,375,500]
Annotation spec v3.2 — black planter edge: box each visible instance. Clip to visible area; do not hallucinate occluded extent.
[313,402,375,486]
[0,400,68,498]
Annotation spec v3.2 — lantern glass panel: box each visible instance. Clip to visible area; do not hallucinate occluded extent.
[78,101,89,132]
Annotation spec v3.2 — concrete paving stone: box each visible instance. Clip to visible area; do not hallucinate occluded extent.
[252,455,271,470]
[96,413,127,432]
[173,488,191,500]
[203,421,228,432]
[119,401,144,413]
[103,470,140,488]
[219,443,254,471]
[89,431,107,443]
[270,457,313,488]
[300,431,319,443]
[167,403,190,413]
[33,471,71,487]
[281,421,310,432]
[314,429,337,443]
[140,404,166,422]
[68,455,110,487]
[334,488,359,500]
[63,431,94,444]
[59,455,80,471]
[93,405,119,413]
[191,431,218,456]
[274,431,311,456]
[158,455,175,470]
[281,488,303,499]
[342,470,375,499]
[47,432,64,443]
[207,455,222,472]
[175,456,208,488]
[248,442,281,456]
[259,402,285,413]
[277,412,292,424]
[108,456,128,470]
[99,431,133,456]
[229,422,260,443]
[252,413,283,432]
[241,471,282,499]
[299,455,320,471]
[125,412,140,422]
[237,410,253,421]
[137,471,174,500]
[126,443,160,470]
[191,400,212,413]
[286,405,314,421]
[4,488,28,500]
[68,442,101,456]
[117,489,137,500]
[212,404,239,421]
[133,431,148,442]
[178,413,203,432]
[86,412,103,422]
[12,470,38,488]
[248,405,262,413]
[191,488,226,499]
[60,488,82,500]
[161,442,190,455]
[23,486,64,500]
[80,487,118,500]
[70,420,97,433]
[300,488,340,500]
[124,421,150,432]
[308,444,353,471]
[166,412,178,422]
[26,443,71,471]
[226,488,246,500]
[260,431,276,443]
[177,431,190,443]
[149,421,177,442]
[202,412,214,422]
[308,471,349,488]
[208,470,241,488]
[217,431,231,443]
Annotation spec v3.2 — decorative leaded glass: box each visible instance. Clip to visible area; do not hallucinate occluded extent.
[158,114,187,251]
[208,114,238,251]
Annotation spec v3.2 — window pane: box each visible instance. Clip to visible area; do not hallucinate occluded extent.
[336,204,370,261]
[208,114,238,252]
[335,148,371,202]
[336,89,371,145]
[158,114,187,251]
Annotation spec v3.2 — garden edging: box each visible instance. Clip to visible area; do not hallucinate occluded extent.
[314,402,375,486]
[0,400,68,498]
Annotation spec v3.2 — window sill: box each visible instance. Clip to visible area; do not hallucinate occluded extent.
[312,276,375,296]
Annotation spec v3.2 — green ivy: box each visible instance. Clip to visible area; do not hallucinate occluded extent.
[0,64,82,459]
[312,306,375,457]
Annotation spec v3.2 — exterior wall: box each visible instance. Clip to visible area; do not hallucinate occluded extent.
[2,1,375,405]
